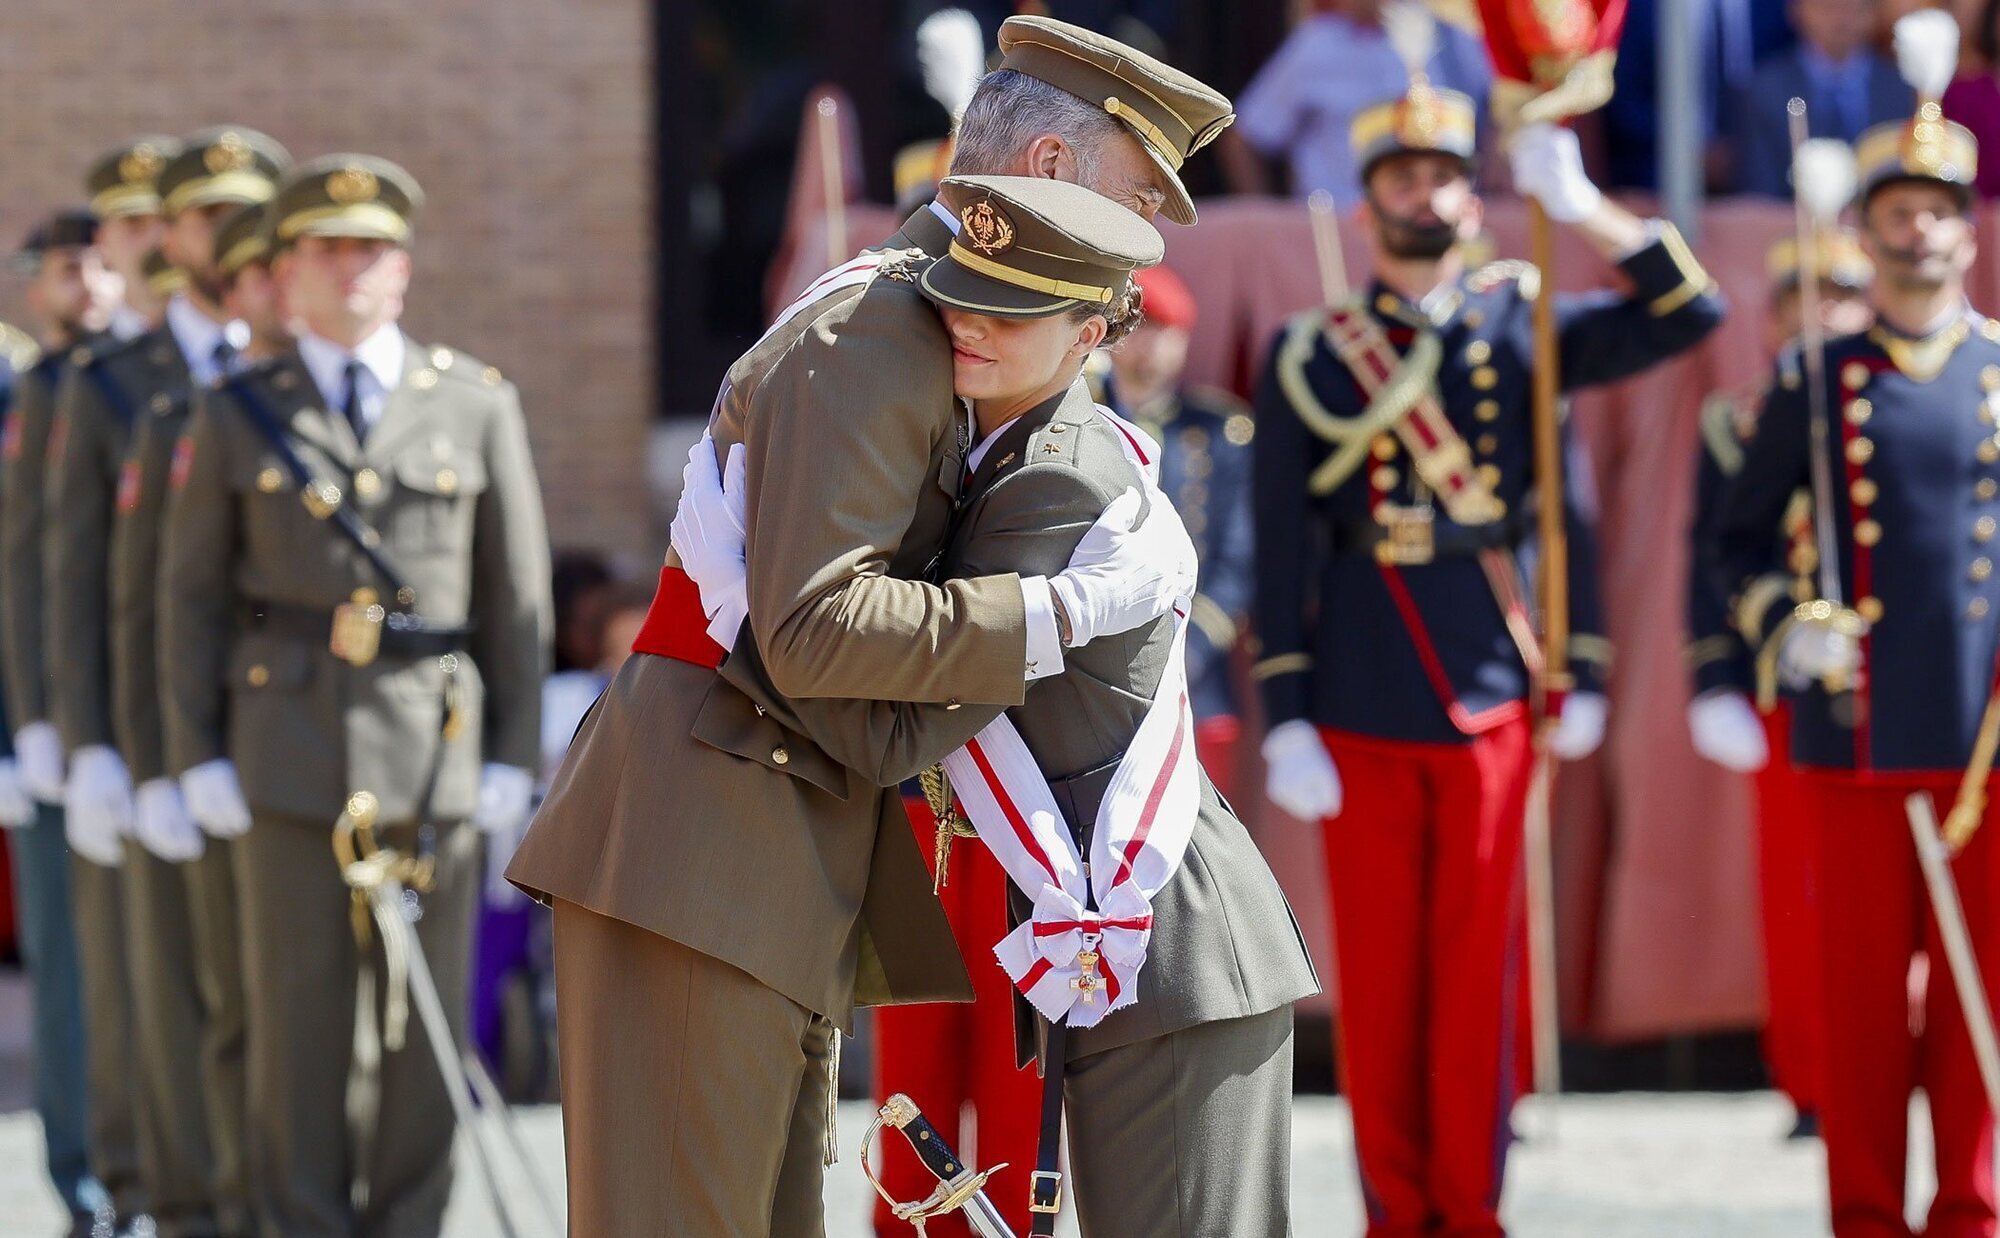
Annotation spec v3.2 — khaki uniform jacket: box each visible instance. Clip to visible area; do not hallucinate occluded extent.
[159,339,550,825]
[113,386,198,782]
[510,208,1035,1026]
[734,382,1321,1062]
[0,347,75,730]
[48,327,190,754]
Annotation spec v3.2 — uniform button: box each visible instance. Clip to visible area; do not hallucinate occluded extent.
[771,746,790,766]
[354,468,382,499]
[1985,404,1998,427]
[1975,557,1994,583]
[1974,598,1993,621]
[436,468,459,494]
[1477,464,1503,487]
[1844,398,1871,425]
[945,698,962,711]
[1850,478,1878,506]
[1846,437,1875,465]
[1471,366,1499,390]
[1841,362,1872,389]
[1982,364,2000,392]
[1465,340,1492,364]
[246,664,270,687]
[1372,436,1398,461]
[1978,516,1998,543]
[409,369,438,390]
[256,467,283,493]
[1857,596,1884,623]
[1475,400,1501,422]
[1371,465,1399,490]
[1376,293,1400,315]
[1855,518,1883,546]
[431,346,455,371]
[1983,479,2000,501]
[1983,440,2000,466]
[1464,310,1485,329]
[1476,433,1499,454]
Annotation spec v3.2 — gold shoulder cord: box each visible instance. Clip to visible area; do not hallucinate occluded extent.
[1275,309,1444,496]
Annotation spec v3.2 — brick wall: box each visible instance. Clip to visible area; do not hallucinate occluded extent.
[0,1,656,555]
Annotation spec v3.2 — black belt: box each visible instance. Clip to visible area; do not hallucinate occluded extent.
[1327,512,1527,558]
[242,599,473,658]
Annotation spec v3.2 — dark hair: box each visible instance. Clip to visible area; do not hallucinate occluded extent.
[1069,278,1146,347]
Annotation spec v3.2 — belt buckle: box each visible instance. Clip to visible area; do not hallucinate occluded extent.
[1373,503,1435,566]
[330,588,386,667]
[1028,1170,1064,1214]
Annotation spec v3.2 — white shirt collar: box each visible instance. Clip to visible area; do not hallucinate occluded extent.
[164,294,250,384]
[108,303,149,342]
[296,323,406,412]
[929,199,960,236]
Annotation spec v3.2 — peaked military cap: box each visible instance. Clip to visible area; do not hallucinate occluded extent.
[213,200,272,278]
[920,174,1163,317]
[87,136,181,219]
[997,15,1233,227]
[10,208,97,275]
[1352,85,1478,182]
[158,126,291,217]
[143,247,188,299]
[1767,229,1873,293]
[270,154,424,248]
[1857,103,1978,207]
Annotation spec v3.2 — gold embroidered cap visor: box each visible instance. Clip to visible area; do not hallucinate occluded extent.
[1351,89,1478,183]
[1766,230,1873,292]
[919,174,1165,318]
[997,15,1234,227]
[157,126,291,218]
[1856,109,1978,208]
[86,135,183,220]
[271,153,425,248]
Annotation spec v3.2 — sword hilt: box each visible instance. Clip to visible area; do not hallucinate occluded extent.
[862,1094,1010,1233]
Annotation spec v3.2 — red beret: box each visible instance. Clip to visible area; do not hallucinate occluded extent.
[1133,264,1197,332]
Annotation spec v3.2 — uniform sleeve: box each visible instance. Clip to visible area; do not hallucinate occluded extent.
[45,365,119,751]
[469,382,552,773]
[720,461,1110,786]
[1562,434,1612,696]
[1546,224,1725,393]
[160,393,239,775]
[1711,360,1813,661]
[1250,328,1320,726]
[1187,433,1253,700]
[0,371,52,730]
[740,288,1029,706]
[1686,411,1755,697]
[109,414,164,780]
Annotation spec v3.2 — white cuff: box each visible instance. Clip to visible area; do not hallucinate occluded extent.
[1020,575,1066,683]
[1613,218,1664,263]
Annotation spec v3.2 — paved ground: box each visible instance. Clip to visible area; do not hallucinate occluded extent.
[0,1090,1912,1236]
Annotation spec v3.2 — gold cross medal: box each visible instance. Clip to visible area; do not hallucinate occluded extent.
[1072,948,1103,1005]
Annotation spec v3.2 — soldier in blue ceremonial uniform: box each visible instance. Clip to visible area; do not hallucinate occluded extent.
[1086,262,1255,798]
[1250,79,1722,1233]
[1711,77,2000,1238]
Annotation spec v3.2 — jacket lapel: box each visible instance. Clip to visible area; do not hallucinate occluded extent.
[269,347,361,468]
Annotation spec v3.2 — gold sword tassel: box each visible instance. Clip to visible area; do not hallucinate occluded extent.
[919,764,978,892]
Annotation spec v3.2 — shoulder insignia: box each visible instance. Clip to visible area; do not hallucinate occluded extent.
[874,249,925,284]
[0,322,40,372]
[421,341,502,388]
[169,433,197,490]
[115,457,143,513]
[429,346,455,372]
[1468,259,1540,300]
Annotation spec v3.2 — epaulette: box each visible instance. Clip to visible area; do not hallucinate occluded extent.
[1466,259,1541,300]
[421,343,508,389]
[0,322,40,373]
[872,246,928,285]
[1185,384,1254,445]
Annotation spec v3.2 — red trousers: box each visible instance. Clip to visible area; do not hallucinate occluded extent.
[1320,720,1533,1238]
[1800,772,2000,1238]
[1753,705,1823,1117]
[871,797,1039,1238]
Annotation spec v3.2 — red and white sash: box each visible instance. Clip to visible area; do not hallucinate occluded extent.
[940,407,1201,1029]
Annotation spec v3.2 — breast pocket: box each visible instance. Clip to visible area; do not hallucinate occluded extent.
[236,453,324,565]
[390,444,488,554]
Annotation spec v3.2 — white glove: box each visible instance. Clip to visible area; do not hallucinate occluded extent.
[132,778,204,862]
[1508,123,1604,224]
[1548,691,1608,761]
[0,758,34,828]
[473,763,536,837]
[1687,689,1770,772]
[1047,488,1199,649]
[181,758,253,838]
[15,721,66,803]
[669,434,751,649]
[1261,719,1343,822]
[1778,616,1864,689]
[64,745,132,866]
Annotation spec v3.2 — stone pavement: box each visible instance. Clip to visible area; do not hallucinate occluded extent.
[0,1091,1905,1235]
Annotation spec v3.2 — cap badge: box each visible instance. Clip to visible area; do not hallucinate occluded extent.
[205,132,253,174]
[327,165,380,206]
[962,200,1015,255]
[119,144,165,185]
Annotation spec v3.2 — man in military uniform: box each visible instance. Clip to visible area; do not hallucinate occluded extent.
[1685,227,1873,1141]
[160,153,550,1238]
[1251,85,1723,1233]
[2,207,118,1237]
[87,137,176,345]
[47,127,288,1238]
[509,17,1229,1232]
[1088,262,1254,797]
[1713,96,2000,1237]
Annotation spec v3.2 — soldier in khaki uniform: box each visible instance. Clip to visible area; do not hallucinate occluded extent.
[508,18,1231,1234]
[160,153,551,1238]
[50,128,288,1238]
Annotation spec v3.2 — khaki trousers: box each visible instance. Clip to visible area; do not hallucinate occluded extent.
[552,900,835,1238]
[236,814,480,1238]
[72,849,145,1219]
[188,842,248,1236]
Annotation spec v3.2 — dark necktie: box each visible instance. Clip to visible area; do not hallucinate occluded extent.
[211,339,237,379]
[342,358,368,443]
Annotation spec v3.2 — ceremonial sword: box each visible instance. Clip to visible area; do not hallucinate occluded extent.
[863,1093,1018,1237]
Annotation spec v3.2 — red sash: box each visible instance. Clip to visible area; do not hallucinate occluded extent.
[630,565,725,670]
